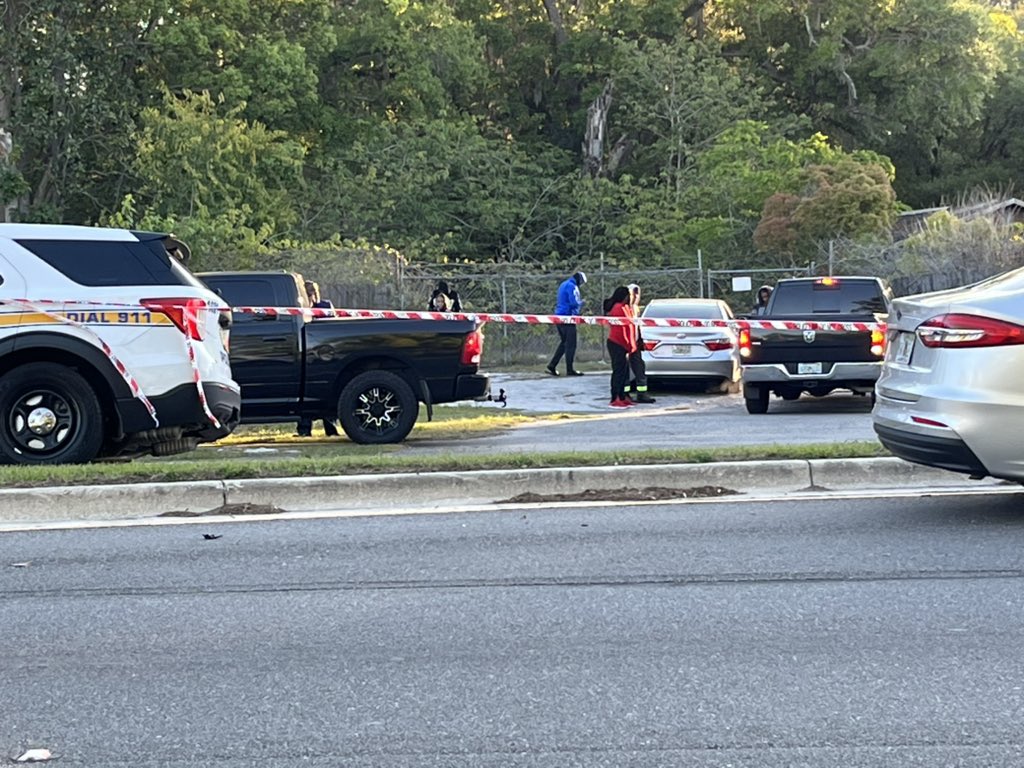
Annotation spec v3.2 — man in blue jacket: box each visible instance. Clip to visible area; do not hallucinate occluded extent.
[547,271,587,376]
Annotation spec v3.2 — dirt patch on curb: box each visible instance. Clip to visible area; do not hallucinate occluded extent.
[500,486,738,504]
[159,502,287,517]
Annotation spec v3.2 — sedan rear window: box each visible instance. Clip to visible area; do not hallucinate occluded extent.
[17,238,193,287]
[643,303,726,320]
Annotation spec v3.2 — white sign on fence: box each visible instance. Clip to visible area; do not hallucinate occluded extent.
[731,276,752,292]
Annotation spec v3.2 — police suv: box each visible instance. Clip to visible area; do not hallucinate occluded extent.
[0,224,240,464]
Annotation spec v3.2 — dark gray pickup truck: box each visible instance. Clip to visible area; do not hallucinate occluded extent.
[199,271,489,443]
[740,276,892,413]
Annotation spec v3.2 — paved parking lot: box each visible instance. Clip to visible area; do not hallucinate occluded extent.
[425,371,879,454]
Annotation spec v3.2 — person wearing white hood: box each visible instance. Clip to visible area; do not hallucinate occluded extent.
[752,285,773,316]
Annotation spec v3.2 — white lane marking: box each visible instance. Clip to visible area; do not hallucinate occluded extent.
[0,485,1019,534]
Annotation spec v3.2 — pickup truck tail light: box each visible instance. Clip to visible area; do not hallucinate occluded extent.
[870,328,885,357]
[461,328,484,365]
[141,297,208,341]
[738,326,752,358]
[703,337,733,352]
[917,313,1024,348]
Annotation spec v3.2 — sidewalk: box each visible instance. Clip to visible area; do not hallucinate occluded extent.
[0,457,1011,528]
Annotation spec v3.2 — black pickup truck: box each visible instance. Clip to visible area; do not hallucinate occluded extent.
[739,276,892,413]
[198,271,489,443]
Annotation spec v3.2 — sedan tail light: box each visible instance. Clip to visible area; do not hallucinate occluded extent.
[917,313,1024,348]
[141,297,208,341]
[642,340,658,351]
[703,337,733,352]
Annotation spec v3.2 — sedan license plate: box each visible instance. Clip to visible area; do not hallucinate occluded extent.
[672,345,693,356]
[894,331,915,365]
[797,362,822,375]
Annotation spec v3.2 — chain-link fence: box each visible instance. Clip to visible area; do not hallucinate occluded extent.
[395,265,703,365]
[283,225,1024,368]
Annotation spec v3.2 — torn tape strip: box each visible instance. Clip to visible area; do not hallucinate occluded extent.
[1,299,884,332]
[3,299,159,427]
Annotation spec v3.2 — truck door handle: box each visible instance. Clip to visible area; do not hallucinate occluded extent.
[262,336,288,342]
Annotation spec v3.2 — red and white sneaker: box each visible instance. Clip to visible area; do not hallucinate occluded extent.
[609,398,633,408]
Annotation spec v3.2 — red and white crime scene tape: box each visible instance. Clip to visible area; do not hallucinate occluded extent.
[0,297,886,432]
[231,305,884,333]
[3,299,161,427]
[3,298,228,429]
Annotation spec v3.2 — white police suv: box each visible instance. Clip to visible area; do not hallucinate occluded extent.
[0,224,240,464]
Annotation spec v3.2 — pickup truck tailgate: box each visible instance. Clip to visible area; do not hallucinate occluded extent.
[750,325,876,372]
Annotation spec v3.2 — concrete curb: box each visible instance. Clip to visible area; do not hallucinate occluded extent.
[0,457,1009,527]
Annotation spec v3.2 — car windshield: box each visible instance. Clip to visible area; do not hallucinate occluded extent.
[643,303,725,320]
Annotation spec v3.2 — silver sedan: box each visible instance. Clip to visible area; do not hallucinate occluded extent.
[873,267,1024,482]
[640,298,741,392]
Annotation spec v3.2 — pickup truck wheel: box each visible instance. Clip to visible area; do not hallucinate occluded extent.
[0,363,104,464]
[744,385,770,414]
[338,371,418,444]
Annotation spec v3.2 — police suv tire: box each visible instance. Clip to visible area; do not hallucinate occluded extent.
[0,363,104,465]
[338,370,419,445]
[744,385,769,414]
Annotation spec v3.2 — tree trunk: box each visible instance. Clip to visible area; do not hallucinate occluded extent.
[542,0,568,47]
[0,0,22,221]
[581,81,613,178]
[682,0,711,38]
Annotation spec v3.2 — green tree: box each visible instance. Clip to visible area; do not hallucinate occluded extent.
[754,157,898,261]
[713,0,1009,203]
[0,0,159,221]
[111,90,305,263]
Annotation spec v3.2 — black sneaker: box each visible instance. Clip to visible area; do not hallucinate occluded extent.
[568,370,585,376]
[636,393,657,403]
[545,366,559,376]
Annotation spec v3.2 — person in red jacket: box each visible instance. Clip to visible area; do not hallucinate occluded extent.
[603,286,637,408]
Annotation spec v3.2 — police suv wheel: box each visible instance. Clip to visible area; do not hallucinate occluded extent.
[338,370,419,445]
[0,363,104,464]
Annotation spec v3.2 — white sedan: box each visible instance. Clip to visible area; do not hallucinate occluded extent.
[639,298,741,393]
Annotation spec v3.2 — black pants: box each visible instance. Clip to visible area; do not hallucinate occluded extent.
[297,415,338,436]
[607,340,630,400]
[628,351,647,392]
[549,324,578,372]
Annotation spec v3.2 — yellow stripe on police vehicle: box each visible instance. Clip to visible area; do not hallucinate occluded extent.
[0,310,172,326]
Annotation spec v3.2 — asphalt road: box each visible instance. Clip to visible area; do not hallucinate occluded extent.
[420,373,878,455]
[5,491,1024,766]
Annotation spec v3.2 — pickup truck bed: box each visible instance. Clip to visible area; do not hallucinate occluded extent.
[200,271,489,443]
[740,277,891,413]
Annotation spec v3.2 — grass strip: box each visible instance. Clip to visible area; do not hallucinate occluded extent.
[0,441,888,489]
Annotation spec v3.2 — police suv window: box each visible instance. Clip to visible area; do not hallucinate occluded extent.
[16,239,191,287]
